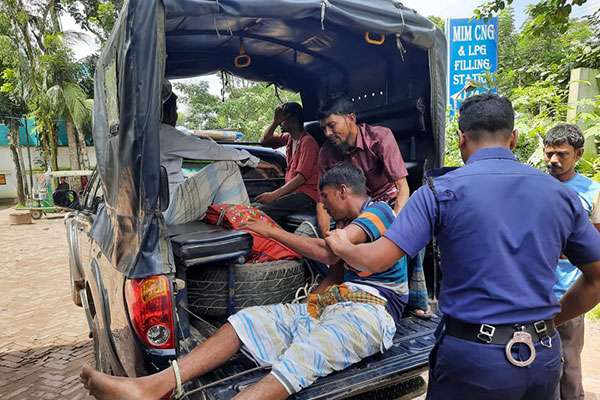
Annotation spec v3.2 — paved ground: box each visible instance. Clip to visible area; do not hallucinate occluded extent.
[0,207,598,400]
[0,209,93,399]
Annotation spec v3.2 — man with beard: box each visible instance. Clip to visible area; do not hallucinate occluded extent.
[316,94,410,235]
[543,123,600,400]
[256,102,320,225]
[316,94,428,317]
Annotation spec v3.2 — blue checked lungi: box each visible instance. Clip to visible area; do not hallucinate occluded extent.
[228,300,396,394]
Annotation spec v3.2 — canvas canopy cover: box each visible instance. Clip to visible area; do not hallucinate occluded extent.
[91,0,447,276]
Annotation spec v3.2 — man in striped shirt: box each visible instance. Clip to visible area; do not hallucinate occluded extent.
[80,163,408,400]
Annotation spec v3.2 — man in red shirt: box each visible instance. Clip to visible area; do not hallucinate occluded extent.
[257,102,320,225]
[316,94,409,235]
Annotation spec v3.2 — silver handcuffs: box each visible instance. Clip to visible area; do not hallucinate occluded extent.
[505,330,536,367]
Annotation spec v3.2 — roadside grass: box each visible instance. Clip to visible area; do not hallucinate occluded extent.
[587,303,600,322]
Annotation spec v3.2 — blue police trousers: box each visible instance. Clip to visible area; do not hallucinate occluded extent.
[427,323,562,400]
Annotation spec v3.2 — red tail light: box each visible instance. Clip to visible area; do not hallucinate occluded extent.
[125,275,175,349]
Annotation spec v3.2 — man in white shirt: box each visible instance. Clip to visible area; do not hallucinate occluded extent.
[160,80,281,225]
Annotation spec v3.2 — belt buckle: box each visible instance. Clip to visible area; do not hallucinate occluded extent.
[476,324,496,344]
[533,320,546,334]
[505,330,536,367]
[534,320,552,349]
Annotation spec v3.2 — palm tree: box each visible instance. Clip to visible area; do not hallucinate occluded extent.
[47,81,92,171]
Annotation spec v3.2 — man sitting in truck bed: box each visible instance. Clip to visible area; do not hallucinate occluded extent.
[160,80,282,225]
[80,163,408,400]
[254,102,320,226]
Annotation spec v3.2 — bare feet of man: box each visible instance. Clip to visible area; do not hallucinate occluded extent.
[80,364,164,400]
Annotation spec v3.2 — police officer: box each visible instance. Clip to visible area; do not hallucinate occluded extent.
[324,93,600,399]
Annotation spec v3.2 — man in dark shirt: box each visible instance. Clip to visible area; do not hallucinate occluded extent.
[316,95,409,235]
[257,102,320,225]
[325,93,600,399]
[56,177,70,191]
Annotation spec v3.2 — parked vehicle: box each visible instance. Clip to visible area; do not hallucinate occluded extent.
[24,169,92,219]
[58,0,447,398]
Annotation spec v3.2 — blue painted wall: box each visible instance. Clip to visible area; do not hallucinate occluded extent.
[0,118,69,146]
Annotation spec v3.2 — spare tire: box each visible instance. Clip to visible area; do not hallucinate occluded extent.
[187,259,307,317]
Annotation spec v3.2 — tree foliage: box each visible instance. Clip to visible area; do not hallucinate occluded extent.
[175,76,301,142]
[475,0,589,34]
[0,0,95,200]
[444,3,600,179]
[61,0,123,44]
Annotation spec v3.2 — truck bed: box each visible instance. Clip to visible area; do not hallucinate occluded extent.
[186,314,440,399]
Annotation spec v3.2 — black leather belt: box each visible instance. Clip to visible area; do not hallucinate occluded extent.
[445,316,556,345]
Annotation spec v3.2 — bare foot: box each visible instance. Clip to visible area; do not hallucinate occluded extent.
[80,364,160,400]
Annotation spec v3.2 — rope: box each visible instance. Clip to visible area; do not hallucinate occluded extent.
[168,364,271,400]
[292,221,324,303]
[320,0,332,30]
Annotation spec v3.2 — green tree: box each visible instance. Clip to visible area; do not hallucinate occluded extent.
[62,0,123,44]
[176,76,301,142]
[173,81,220,130]
[428,15,445,32]
[0,65,29,205]
[475,0,589,33]
[0,0,94,177]
[43,33,93,171]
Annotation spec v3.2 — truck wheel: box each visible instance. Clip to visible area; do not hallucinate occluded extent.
[93,316,113,374]
[187,259,306,317]
[30,209,43,220]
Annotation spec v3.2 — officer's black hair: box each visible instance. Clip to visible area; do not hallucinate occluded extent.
[458,93,514,141]
[319,163,367,196]
[543,123,584,150]
[317,94,354,120]
[282,102,304,127]
[162,92,178,123]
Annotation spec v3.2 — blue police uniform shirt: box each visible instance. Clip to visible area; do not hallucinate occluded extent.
[553,171,600,300]
[384,147,600,325]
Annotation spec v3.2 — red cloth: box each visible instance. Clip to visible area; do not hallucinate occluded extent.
[270,131,319,203]
[318,123,408,202]
[205,204,301,264]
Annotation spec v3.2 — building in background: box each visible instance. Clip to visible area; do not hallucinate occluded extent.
[0,118,96,203]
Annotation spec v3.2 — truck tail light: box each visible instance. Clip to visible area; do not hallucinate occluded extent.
[125,275,175,349]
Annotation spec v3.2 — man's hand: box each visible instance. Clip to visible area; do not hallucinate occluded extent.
[255,161,284,179]
[273,106,290,126]
[255,191,278,203]
[324,229,350,256]
[239,218,275,238]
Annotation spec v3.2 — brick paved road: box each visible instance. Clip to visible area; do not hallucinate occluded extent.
[0,209,93,399]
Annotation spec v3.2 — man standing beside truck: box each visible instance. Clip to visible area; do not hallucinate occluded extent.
[324,94,600,399]
[544,123,600,400]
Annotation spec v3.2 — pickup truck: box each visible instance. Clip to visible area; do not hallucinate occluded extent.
[58,0,448,398]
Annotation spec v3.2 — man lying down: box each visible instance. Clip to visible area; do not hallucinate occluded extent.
[80,163,408,400]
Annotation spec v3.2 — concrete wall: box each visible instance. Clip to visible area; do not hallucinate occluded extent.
[0,146,97,201]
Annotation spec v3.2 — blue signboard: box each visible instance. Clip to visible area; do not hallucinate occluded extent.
[447,18,498,115]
